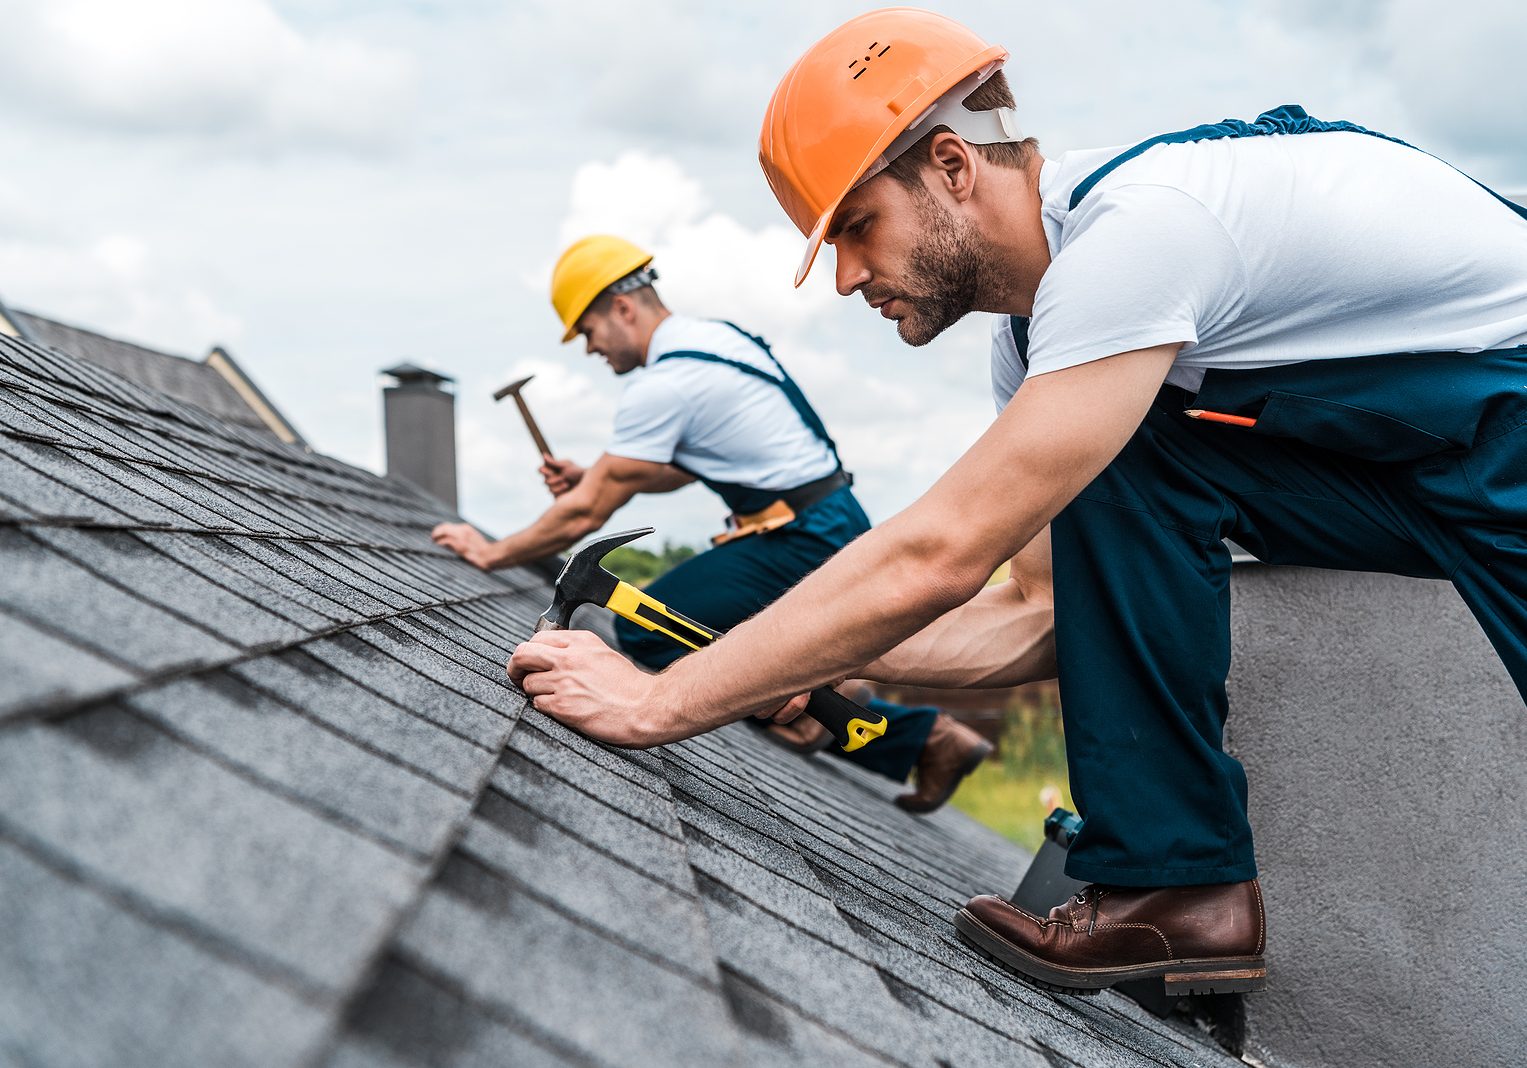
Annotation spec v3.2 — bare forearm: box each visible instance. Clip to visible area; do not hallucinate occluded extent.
[658,515,992,734]
[861,579,1056,688]
[488,501,601,568]
[863,526,1056,688]
[647,348,1177,742]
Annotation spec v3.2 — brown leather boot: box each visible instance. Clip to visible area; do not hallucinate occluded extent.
[894,713,994,813]
[955,880,1267,995]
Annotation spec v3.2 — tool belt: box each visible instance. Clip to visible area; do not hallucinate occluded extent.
[712,469,852,546]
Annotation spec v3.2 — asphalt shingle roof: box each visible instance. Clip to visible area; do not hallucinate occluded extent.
[7,308,299,440]
[0,331,1243,1068]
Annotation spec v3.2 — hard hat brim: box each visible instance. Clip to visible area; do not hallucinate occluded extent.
[794,211,833,289]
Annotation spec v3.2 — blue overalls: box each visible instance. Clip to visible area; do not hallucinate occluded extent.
[1027,106,1527,887]
[612,322,940,781]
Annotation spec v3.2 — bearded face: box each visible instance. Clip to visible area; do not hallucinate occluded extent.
[853,179,994,347]
[576,302,647,374]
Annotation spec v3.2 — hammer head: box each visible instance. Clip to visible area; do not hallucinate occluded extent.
[537,526,653,631]
[493,374,535,402]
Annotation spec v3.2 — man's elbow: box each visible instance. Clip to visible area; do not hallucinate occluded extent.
[561,510,605,542]
[879,525,995,620]
[1006,571,1054,610]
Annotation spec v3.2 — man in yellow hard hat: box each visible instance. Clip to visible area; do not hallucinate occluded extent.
[432,234,1002,810]
[508,8,1527,998]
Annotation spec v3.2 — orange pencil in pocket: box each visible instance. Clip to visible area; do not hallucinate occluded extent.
[1184,408,1258,428]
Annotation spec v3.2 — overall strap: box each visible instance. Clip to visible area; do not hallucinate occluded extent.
[1007,315,1031,371]
[1069,103,1527,225]
[657,322,843,464]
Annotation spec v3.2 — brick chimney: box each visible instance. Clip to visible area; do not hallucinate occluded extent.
[381,362,458,509]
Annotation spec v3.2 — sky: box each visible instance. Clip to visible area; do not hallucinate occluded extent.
[1,0,1524,546]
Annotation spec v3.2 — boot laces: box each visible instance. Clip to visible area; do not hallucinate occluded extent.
[1072,887,1103,935]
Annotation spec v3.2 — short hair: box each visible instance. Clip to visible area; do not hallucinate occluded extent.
[881,70,1039,187]
[586,280,664,318]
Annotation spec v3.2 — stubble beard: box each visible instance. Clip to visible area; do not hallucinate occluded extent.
[892,189,991,347]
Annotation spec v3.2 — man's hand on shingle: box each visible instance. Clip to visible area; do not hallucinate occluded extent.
[509,629,665,747]
[431,522,498,569]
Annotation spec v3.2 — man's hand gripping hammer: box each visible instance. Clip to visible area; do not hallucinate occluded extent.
[536,527,888,752]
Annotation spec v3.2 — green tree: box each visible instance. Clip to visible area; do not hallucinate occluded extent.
[603,540,698,588]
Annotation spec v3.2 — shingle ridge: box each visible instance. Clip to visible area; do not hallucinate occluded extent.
[0,427,456,542]
[311,700,744,1068]
[714,963,914,1068]
[294,690,536,1068]
[458,847,719,988]
[680,819,899,971]
[0,818,339,1006]
[0,334,295,460]
[10,307,196,363]
[219,666,481,801]
[664,740,978,914]
[478,781,698,896]
[0,586,526,726]
[672,728,941,1068]
[494,747,680,841]
[341,954,607,1068]
[0,333,440,510]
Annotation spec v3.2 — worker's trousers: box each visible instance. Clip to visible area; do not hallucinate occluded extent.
[615,486,939,781]
[1053,347,1527,886]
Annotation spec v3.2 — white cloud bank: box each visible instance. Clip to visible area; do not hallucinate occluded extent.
[0,230,242,355]
[553,150,840,338]
[0,0,416,152]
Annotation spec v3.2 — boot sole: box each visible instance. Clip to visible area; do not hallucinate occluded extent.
[954,908,1267,996]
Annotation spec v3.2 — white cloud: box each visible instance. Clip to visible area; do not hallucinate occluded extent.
[559,153,712,250]
[553,151,839,337]
[0,0,416,152]
[1379,1,1527,171]
[0,231,243,355]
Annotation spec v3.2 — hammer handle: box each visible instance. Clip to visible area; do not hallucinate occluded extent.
[604,580,887,752]
[512,394,553,458]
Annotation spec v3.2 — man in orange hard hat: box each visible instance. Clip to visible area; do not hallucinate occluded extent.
[509,8,1527,998]
[434,234,1000,810]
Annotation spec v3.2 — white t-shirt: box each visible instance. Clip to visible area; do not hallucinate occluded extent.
[991,129,1527,409]
[607,315,840,489]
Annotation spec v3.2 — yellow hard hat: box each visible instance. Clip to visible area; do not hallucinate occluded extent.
[550,235,656,343]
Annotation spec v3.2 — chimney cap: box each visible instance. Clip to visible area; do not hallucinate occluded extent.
[382,362,454,389]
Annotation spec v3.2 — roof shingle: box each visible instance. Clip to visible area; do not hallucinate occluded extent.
[0,330,1243,1067]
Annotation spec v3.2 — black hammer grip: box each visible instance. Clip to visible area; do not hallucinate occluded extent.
[601,578,887,752]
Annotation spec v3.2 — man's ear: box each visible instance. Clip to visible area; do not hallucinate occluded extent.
[926,131,976,203]
[611,293,638,325]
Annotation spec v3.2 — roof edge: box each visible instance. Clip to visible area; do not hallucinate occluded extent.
[205,345,309,449]
[0,294,35,342]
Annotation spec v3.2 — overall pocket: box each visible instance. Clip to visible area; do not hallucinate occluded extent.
[1458,419,1527,523]
[1251,391,1456,462]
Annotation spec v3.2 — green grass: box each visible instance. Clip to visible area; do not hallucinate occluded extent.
[948,695,1074,854]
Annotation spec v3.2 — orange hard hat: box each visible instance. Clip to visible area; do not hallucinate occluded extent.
[760,8,1018,286]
